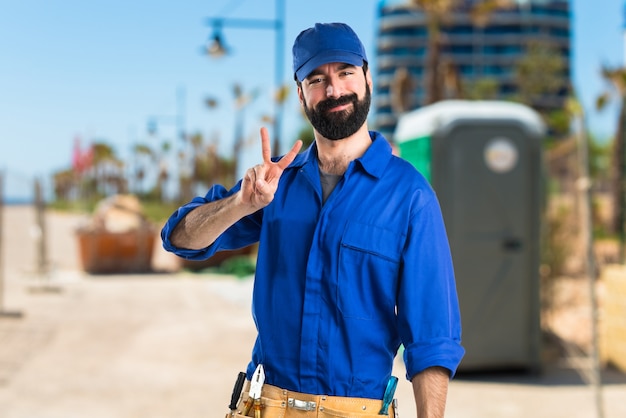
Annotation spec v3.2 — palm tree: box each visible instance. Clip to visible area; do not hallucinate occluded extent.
[409,0,454,104]
[156,141,171,202]
[90,142,126,197]
[131,143,155,196]
[391,67,415,114]
[407,0,514,104]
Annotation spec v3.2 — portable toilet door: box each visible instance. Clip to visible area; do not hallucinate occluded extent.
[395,100,545,372]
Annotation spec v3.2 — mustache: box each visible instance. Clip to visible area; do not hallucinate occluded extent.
[315,93,358,113]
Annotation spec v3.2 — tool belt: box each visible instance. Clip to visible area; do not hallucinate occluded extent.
[226,381,396,418]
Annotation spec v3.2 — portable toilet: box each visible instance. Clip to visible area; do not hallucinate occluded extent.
[395,100,545,372]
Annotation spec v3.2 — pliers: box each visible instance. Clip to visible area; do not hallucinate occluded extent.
[242,364,265,417]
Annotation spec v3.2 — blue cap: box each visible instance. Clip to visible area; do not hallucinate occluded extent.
[292,23,368,82]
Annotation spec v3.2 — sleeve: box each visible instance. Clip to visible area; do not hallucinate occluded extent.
[397,194,465,380]
[160,182,262,261]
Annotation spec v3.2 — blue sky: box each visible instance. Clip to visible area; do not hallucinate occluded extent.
[0,0,623,200]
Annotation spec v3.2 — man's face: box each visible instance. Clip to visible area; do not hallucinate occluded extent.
[299,62,371,140]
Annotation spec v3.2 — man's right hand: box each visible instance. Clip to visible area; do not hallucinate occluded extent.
[170,127,302,250]
[238,126,302,211]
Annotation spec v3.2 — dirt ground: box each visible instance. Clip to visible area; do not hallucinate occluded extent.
[1,205,626,418]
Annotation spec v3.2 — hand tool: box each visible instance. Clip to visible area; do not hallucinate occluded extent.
[229,372,247,411]
[379,376,398,415]
[242,364,265,416]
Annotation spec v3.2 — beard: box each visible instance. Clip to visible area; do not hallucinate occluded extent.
[303,84,371,141]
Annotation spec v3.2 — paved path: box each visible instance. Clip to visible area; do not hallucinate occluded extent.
[1,273,257,418]
[0,206,625,417]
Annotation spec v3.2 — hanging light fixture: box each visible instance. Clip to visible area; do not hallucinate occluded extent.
[206,25,228,58]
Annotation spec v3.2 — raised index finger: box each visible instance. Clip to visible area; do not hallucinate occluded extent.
[260,127,272,164]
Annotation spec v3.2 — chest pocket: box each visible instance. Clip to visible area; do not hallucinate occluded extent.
[338,222,404,320]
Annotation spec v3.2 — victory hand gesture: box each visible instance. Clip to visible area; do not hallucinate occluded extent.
[240,127,302,211]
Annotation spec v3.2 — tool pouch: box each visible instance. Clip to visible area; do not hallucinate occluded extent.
[226,393,394,417]
[226,384,395,418]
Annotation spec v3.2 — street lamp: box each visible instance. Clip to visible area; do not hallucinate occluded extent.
[203,0,286,155]
[206,33,228,57]
[206,22,228,58]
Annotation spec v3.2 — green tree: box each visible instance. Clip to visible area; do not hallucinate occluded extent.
[53,140,126,204]
[513,40,570,138]
[90,142,126,197]
[515,41,567,107]
[53,169,75,201]
[463,77,500,100]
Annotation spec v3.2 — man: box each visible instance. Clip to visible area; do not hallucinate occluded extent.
[161,22,464,418]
